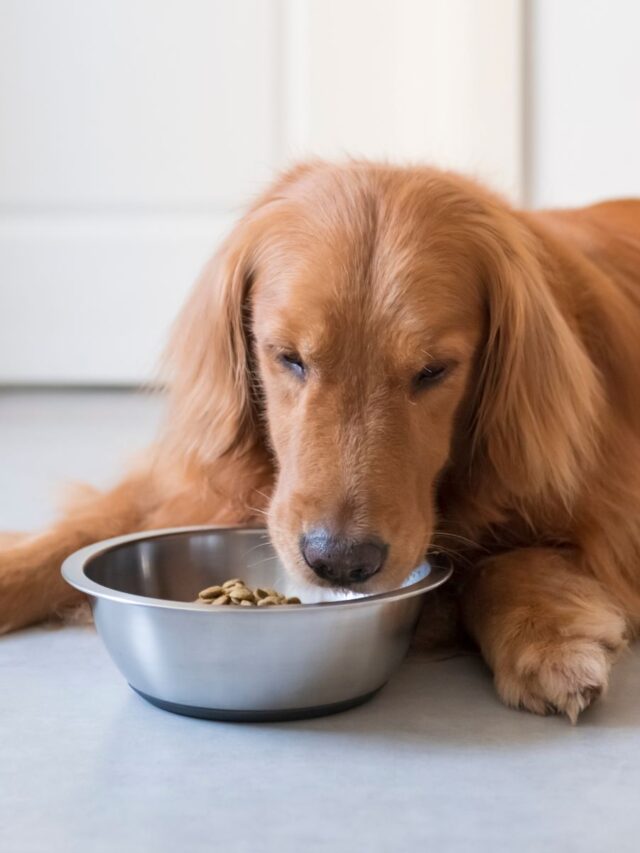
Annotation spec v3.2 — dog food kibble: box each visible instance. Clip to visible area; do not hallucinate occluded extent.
[197,579,302,607]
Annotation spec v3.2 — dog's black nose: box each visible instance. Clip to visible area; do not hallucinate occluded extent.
[300,528,388,585]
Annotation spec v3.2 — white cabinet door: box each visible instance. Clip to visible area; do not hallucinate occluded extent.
[0,0,282,383]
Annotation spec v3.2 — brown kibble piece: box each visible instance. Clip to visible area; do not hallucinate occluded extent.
[229,587,253,602]
[197,580,303,607]
[198,585,224,600]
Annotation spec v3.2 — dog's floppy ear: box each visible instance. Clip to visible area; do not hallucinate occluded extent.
[160,163,319,471]
[470,208,602,505]
[161,212,266,467]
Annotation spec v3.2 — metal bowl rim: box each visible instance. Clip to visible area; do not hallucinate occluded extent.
[61,525,452,612]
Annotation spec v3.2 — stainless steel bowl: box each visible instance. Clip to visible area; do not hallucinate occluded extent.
[62,526,451,721]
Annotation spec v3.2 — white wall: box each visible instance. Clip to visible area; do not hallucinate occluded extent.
[527,0,640,207]
[3,0,638,385]
[284,0,523,198]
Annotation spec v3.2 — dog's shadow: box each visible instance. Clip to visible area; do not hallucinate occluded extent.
[103,645,640,759]
[85,644,640,818]
[254,647,640,747]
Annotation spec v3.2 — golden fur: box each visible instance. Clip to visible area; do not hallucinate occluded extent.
[2,161,640,722]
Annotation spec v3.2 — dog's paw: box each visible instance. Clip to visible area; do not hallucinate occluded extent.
[0,537,82,634]
[494,632,626,723]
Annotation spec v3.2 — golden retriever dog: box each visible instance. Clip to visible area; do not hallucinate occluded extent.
[2,161,639,722]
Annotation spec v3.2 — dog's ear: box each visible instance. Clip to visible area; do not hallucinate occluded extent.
[470,208,602,505]
[160,163,321,472]
[161,211,267,468]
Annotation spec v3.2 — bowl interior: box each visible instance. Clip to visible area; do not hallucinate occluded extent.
[83,528,430,604]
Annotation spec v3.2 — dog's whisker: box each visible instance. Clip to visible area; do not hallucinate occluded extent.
[427,542,475,569]
[248,554,281,569]
[241,513,293,543]
[432,530,487,552]
[241,541,273,559]
[245,504,270,519]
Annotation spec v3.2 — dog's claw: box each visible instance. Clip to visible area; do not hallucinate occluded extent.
[496,635,623,723]
[563,684,603,724]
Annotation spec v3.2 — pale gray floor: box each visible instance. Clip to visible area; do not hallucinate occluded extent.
[1,389,639,853]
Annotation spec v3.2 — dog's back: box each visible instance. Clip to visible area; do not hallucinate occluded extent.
[533,198,640,295]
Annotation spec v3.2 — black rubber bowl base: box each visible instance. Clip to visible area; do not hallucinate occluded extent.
[131,685,382,722]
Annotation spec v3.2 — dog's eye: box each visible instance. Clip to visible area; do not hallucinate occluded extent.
[279,352,306,379]
[413,362,448,390]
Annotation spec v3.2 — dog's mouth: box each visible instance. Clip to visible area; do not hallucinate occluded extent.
[283,544,431,597]
[267,512,432,596]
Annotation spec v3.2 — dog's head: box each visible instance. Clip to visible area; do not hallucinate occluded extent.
[165,162,599,590]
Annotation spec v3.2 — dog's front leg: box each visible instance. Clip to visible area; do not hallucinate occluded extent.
[462,548,629,722]
[0,470,157,634]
